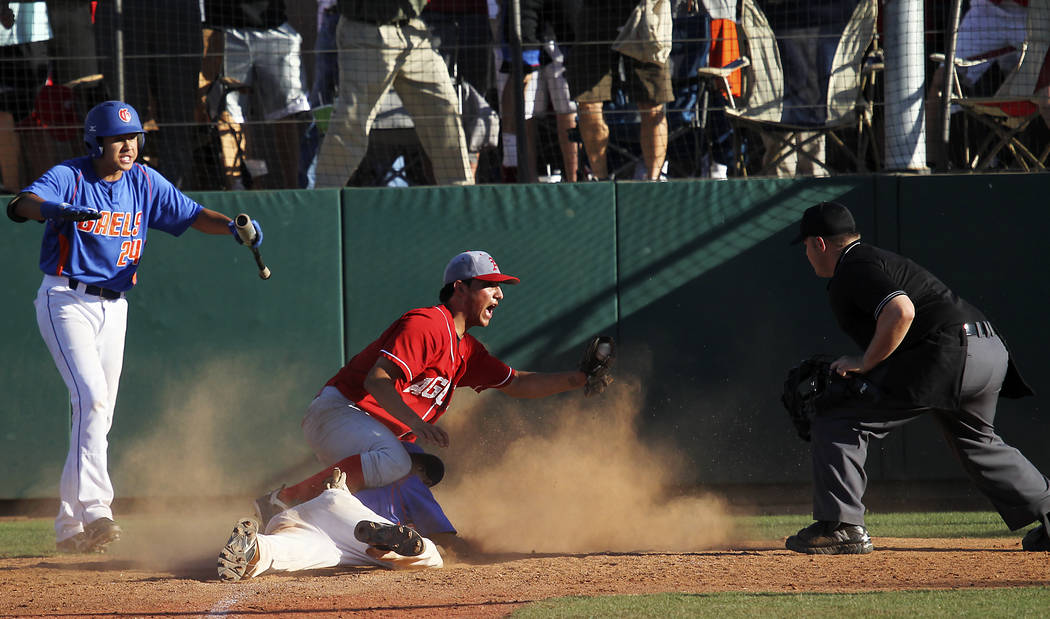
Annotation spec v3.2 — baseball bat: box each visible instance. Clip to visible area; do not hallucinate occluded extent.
[234,213,271,280]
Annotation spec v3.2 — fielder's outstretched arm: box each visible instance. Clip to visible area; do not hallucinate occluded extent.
[498,370,586,399]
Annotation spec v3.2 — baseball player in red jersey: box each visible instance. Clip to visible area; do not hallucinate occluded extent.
[254,250,611,525]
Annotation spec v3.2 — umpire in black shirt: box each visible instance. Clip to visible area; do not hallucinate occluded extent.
[786,200,1050,554]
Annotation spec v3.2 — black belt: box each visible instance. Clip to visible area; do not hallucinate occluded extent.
[962,321,996,338]
[67,277,123,300]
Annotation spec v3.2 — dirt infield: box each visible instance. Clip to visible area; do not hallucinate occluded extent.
[6,388,1046,615]
[2,536,1047,617]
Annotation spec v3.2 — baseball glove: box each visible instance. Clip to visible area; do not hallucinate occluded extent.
[781,356,881,441]
[579,335,616,396]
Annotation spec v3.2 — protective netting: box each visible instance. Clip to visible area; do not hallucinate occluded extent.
[0,0,1045,191]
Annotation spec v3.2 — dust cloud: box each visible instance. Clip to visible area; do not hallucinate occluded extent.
[435,379,734,554]
[102,362,732,570]
[106,357,312,571]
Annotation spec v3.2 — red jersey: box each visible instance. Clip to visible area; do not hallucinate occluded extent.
[326,305,514,440]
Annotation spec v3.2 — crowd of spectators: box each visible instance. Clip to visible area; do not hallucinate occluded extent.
[1,0,712,190]
[0,0,1043,191]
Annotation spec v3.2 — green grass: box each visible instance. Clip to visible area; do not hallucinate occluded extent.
[0,519,59,558]
[512,589,1050,618]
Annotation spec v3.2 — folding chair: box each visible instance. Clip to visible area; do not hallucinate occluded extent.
[718,0,879,176]
[938,0,1050,171]
[665,1,738,179]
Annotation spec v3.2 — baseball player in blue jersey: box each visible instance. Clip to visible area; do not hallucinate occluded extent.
[217,446,468,581]
[353,444,465,547]
[6,100,264,554]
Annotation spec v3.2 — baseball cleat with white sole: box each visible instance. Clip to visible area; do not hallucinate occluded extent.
[785,521,874,555]
[217,518,260,582]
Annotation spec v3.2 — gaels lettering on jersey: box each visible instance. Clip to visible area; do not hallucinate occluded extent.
[404,376,450,400]
[75,211,142,238]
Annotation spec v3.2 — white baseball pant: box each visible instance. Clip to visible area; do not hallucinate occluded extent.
[245,486,443,577]
[34,274,128,542]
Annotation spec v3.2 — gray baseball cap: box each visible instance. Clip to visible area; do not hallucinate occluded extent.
[443,250,520,285]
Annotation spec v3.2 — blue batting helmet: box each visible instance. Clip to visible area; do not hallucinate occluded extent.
[84,101,145,158]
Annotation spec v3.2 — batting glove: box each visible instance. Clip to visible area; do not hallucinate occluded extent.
[227,219,263,248]
[39,201,101,222]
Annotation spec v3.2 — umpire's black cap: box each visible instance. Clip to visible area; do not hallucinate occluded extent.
[790,201,857,244]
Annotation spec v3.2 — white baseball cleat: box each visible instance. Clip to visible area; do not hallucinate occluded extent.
[217,518,260,582]
[325,467,348,492]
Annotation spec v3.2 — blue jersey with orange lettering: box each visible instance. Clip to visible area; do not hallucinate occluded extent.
[25,157,202,292]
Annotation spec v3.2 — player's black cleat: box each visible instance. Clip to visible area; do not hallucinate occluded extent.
[785,521,874,555]
[56,532,91,554]
[354,521,425,557]
[81,517,121,553]
[57,518,121,554]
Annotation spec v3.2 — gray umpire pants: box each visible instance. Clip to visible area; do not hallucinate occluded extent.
[812,333,1050,530]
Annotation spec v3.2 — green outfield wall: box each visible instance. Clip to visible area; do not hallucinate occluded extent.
[1,174,1047,499]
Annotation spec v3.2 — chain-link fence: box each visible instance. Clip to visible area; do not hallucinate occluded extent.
[0,0,1045,192]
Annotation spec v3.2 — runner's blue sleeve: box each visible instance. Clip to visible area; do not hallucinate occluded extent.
[355,476,456,537]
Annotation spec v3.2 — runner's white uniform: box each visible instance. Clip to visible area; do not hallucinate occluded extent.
[243,487,443,577]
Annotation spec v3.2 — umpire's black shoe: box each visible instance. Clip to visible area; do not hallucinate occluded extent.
[785,521,874,555]
[1022,524,1050,551]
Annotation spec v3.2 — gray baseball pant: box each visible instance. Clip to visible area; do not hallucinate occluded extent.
[811,334,1050,530]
